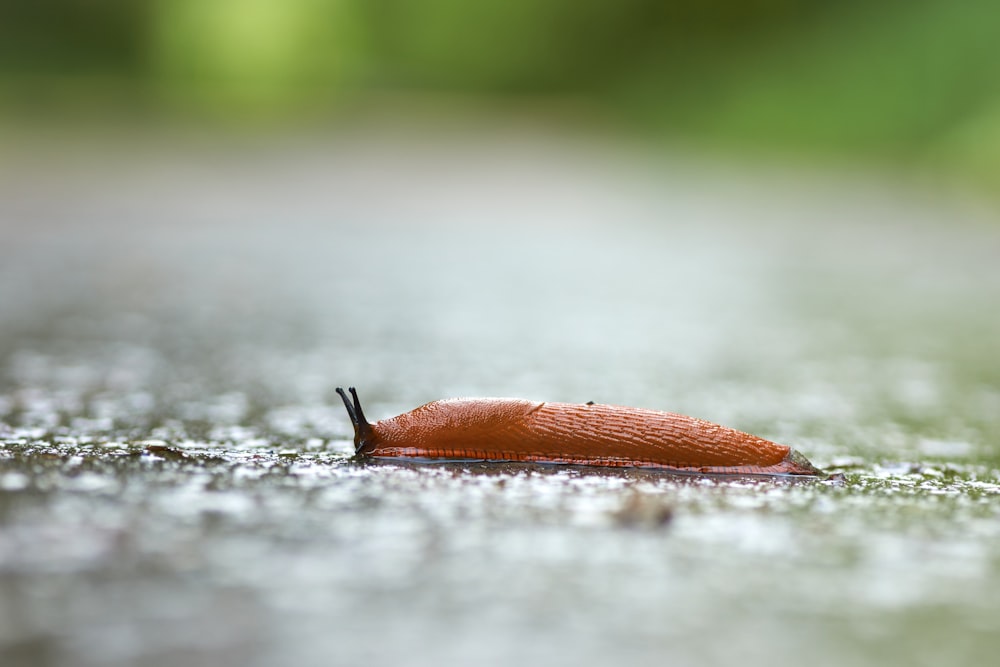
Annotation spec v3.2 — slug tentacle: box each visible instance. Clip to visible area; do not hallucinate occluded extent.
[336,386,375,455]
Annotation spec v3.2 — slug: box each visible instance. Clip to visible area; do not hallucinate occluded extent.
[336,387,822,476]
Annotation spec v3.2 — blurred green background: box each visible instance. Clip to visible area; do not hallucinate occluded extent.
[2,0,999,189]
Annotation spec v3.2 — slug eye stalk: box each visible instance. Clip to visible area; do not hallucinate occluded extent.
[336,386,374,455]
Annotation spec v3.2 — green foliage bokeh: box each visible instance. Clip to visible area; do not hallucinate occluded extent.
[2,0,999,186]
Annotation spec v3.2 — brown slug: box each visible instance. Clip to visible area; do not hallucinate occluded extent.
[336,387,822,476]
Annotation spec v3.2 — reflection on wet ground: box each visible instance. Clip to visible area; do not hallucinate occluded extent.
[2,132,1000,666]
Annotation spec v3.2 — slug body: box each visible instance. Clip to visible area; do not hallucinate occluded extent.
[336,388,822,476]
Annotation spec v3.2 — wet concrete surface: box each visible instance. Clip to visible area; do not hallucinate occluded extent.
[2,132,1000,666]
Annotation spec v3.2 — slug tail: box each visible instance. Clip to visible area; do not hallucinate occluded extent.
[782,448,825,476]
[336,386,376,455]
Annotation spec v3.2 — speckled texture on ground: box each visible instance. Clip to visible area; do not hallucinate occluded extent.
[2,133,1000,667]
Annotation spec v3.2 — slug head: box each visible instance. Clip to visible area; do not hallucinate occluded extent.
[336,386,375,455]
